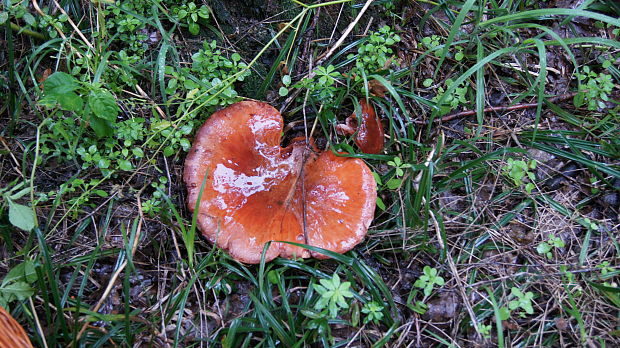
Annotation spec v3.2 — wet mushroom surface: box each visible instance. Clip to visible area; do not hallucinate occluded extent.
[184,101,377,263]
[336,99,385,154]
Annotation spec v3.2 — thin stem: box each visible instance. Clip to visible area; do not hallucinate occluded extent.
[30,119,49,227]
[291,0,309,7]
[5,0,17,135]
[309,0,354,9]
[9,22,46,40]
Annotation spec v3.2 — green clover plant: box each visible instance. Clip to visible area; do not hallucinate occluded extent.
[314,273,355,318]
[414,266,445,297]
[362,301,384,324]
[502,158,536,194]
[536,233,565,259]
[574,66,615,111]
[508,287,535,317]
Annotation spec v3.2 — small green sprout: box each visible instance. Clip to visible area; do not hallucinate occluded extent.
[387,156,412,177]
[414,266,445,297]
[384,157,412,190]
[361,301,384,324]
[314,273,355,318]
[508,287,534,317]
[502,158,537,194]
[454,46,465,61]
[347,25,400,78]
[582,218,599,231]
[174,2,210,35]
[293,64,341,102]
[536,233,565,259]
[574,66,615,111]
[597,261,613,277]
[479,323,492,339]
[279,74,292,96]
[420,35,442,52]
[431,78,469,116]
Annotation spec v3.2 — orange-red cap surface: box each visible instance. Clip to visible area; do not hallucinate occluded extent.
[184,101,376,263]
[337,99,384,154]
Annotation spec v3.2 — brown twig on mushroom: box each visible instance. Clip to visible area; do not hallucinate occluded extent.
[183,101,377,264]
[0,306,34,348]
[336,99,385,154]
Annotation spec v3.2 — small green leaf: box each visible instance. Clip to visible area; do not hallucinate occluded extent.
[89,116,114,138]
[97,158,110,169]
[118,159,133,171]
[23,13,36,26]
[0,12,8,25]
[188,22,200,35]
[3,261,36,286]
[57,92,84,111]
[180,138,191,151]
[386,178,402,190]
[44,72,80,97]
[508,300,519,311]
[93,190,109,197]
[536,242,551,255]
[282,75,291,86]
[498,307,511,320]
[8,201,35,231]
[267,270,279,285]
[351,303,360,326]
[0,281,35,300]
[573,91,585,108]
[23,261,37,283]
[525,183,534,194]
[132,148,144,158]
[372,172,383,186]
[163,146,175,157]
[376,197,386,211]
[89,89,119,122]
[278,87,288,97]
[198,7,210,19]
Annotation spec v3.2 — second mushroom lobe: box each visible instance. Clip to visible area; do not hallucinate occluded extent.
[336,99,385,154]
[183,101,377,264]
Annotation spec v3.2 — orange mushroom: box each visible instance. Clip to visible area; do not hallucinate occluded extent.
[183,101,376,263]
[336,99,384,154]
[0,306,33,348]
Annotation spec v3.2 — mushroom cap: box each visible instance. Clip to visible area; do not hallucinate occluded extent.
[183,101,376,263]
[337,99,384,154]
[0,306,33,348]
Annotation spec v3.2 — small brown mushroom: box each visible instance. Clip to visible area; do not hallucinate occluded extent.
[184,101,376,263]
[0,306,33,348]
[336,99,384,154]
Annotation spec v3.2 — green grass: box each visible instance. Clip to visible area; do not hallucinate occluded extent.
[0,0,619,346]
